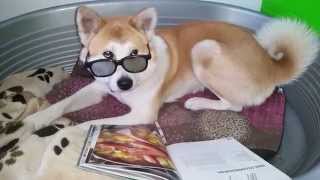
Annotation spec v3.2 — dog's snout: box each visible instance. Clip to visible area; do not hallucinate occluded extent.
[117,77,133,91]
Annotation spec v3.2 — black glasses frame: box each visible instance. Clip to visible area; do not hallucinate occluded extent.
[84,44,152,77]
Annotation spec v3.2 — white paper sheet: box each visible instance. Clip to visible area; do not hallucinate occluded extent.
[167,138,291,180]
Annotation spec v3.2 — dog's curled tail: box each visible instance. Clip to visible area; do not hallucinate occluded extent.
[256,18,319,84]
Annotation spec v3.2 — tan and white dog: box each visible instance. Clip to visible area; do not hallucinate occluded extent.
[25,6,318,130]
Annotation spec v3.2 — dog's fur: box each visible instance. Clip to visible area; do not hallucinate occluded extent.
[23,7,318,131]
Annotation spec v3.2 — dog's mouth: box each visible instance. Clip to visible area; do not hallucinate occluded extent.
[108,84,133,94]
[107,84,117,93]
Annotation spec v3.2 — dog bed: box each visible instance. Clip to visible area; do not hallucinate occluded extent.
[0,62,285,180]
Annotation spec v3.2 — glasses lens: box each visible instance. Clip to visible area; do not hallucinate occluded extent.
[90,60,115,76]
[123,57,148,73]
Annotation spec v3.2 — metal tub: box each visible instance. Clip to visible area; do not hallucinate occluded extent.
[0,0,319,177]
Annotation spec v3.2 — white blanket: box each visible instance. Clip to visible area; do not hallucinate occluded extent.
[0,67,120,180]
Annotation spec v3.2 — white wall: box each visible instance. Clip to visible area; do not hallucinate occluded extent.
[0,0,261,22]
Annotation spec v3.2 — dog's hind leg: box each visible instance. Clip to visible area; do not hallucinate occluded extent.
[185,97,242,111]
[185,39,243,112]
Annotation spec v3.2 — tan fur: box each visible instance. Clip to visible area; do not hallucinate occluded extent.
[155,22,277,106]
[79,7,317,111]
[87,18,287,107]
[88,17,149,56]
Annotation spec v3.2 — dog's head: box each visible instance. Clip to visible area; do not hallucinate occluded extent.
[76,6,158,93]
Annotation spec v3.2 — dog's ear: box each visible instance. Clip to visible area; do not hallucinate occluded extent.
[76,6,104,46]
[130,7,157,40]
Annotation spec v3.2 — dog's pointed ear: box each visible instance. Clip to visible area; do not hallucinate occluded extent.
[76,6,104,46]
[130,7,157,40]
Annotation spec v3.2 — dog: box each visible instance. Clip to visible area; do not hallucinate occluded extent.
[23,6,318,131]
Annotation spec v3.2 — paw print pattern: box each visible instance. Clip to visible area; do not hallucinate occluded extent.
[0,86,28,122]
[0,86,26,106]
[33,124,65,137]
[27,68,54,83]
[0,138,23,172]
[0,121,3,134]
[0,121,24,135]
[1,113,12,120]
[53,137,70,156]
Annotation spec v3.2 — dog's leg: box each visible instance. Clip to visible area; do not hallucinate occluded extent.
[185,97,242,111]
[76,98,159,130]
[186,39,244,112]
[25,81,107,130]
[76,109,156,130]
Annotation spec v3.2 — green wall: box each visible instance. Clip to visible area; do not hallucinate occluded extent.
[262,0,320,33]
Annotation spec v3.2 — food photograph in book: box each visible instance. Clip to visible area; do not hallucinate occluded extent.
[87,125,178,177]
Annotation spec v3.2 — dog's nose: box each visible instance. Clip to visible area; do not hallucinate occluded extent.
[117,77,133,91]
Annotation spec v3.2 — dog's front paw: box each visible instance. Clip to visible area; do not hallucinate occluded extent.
[75,122,91,131]
[185,97,243,112]
[184,97,208,111]
[24,113,50,131]
[24,116,41,131]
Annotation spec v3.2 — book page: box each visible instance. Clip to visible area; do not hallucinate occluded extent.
[78,125,101,166]
[167,138,291,180]
[78,125,179,180]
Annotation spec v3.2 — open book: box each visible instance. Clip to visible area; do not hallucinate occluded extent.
[78,124,291,180]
